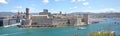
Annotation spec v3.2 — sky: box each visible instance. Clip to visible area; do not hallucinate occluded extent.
[0,0,120,13]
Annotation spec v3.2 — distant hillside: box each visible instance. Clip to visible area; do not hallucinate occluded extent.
[70,12,94,14]
[0,12,16,17]
[0,12,40,17]
[30,13,39,15]
[71,12,120,14]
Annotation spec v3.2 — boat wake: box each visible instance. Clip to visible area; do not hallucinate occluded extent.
[77,27,86,30]
[0,32,24,36]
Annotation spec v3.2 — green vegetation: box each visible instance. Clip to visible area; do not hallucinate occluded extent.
[88,31,115,36]
[116,34,120,36]
[74,33,80,36]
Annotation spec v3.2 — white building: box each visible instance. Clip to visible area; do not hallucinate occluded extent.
[0,17,18,27]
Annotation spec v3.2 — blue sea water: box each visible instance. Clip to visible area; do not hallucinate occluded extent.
[0,18,120,36]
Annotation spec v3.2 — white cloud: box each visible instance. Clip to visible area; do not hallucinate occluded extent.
[15,6,22,9]
[69,6,78,10]
[50,9,54,10]
[42,0,49,3]
[31,4,37,6]
[49,9,58,13]
[71,0,81,2]
[0,0,7,4]
[10,9,24,12]
[88,6,92,8]
[109,8,115,11]
[10,10,18,12]
[71,0,91,8]
[82,2,92,8]
[83,2,89,6]
[71,0,86,2]
[54,0,59,2]
[70,8,120,13]
[82,0,86,2]
[28,7,42,13]
[69,8,72,10]
[74,6,78,8]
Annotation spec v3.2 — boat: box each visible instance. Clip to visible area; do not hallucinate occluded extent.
[77,27,86,30]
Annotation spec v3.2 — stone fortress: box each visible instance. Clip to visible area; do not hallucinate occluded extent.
[17,8,89,28]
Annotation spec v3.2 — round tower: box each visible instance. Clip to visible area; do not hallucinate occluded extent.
[26,8,30,19]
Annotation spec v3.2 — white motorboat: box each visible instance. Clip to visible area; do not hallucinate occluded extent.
[77,27,86,30]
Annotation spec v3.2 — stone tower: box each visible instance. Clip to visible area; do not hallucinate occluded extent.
[83,14,89,24]
[26,8,30,19]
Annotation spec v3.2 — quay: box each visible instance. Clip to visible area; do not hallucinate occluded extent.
[4,23,20,27]
[17,25,57,28]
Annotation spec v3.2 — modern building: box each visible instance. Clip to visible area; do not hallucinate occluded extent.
[0,18,9,26]
[0,17,18,27]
